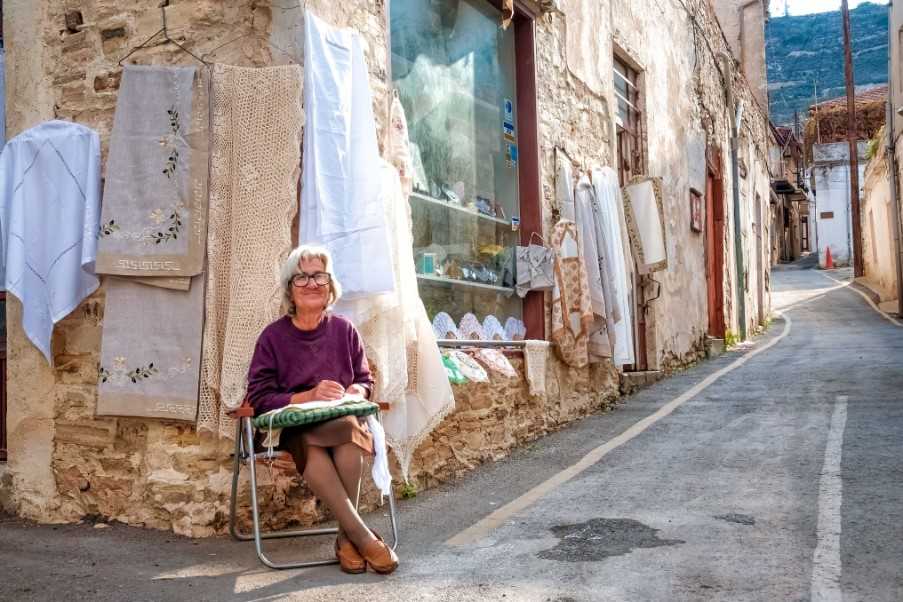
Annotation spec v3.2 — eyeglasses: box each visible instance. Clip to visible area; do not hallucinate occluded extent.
[291,272,331,287]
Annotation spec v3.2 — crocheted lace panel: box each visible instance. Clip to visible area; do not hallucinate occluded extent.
[197,64,302,437]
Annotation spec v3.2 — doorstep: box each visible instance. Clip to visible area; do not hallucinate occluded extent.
[620,370,663,395]
[0,463,13,514]
[705,337,725,359]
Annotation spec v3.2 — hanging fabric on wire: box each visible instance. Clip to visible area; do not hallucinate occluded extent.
[95,65,209,286]
[622,176,668,274]
[198,64,302,437]
[591,167,635,368]
[364,87,454,483]
[299,10,394,299]
[573,170,615,361]
[0,120,101,363]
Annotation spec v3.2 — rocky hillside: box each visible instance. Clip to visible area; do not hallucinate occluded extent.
[766,2,888,126]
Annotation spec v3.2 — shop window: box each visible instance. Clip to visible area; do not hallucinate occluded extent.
[390,0,524,336]
[614,55,646,185]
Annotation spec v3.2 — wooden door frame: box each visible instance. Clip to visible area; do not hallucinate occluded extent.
[705,147,726,339]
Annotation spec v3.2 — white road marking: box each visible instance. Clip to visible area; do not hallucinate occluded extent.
[811,395,848,602]
[820,272,903,327]
[446,312,794,546]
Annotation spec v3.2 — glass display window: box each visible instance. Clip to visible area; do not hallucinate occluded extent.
[391,0,523,338]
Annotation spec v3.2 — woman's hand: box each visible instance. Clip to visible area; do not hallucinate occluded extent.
[309,379,345,401]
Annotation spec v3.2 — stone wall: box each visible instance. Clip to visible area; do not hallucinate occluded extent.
[861,143,898,301]
[3,0,770,536]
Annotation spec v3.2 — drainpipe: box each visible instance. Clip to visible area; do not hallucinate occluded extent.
[887,4,903,316]
[718,52,748,340]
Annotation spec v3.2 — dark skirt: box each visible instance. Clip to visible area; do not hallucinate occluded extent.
[259,415,374,474]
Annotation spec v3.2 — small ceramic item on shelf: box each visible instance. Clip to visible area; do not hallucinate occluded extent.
[504,317,527,341]
[476,348,518,378]
[458,313,485,340]
[442,353,468,385]
[475,196,494,216]
[442,257,463,280]
[450,350,489,383]
[482,315,507,341]
[432,312,462,340]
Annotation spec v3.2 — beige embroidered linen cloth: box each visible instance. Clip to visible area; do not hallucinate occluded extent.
[96,276,204,421]
[622,176,668,274]
[96,65,209,285]
[198,64,301,437]
[550,220,595,368]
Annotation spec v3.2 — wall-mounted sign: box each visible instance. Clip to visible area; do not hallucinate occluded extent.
[689,188,703,233]
[819,211,834,219]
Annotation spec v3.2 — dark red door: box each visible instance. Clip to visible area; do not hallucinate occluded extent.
[705,157,725,339]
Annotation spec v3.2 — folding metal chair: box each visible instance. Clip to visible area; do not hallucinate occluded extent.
[228,401,399,569]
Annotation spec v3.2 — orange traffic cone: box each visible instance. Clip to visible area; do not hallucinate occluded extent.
[824,246,834,269]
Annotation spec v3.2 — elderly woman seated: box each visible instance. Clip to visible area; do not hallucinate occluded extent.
[245,245,398,575]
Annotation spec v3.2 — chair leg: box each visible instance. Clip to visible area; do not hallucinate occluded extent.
[242,417,340,569]
[229,412,401,570]
[228,419,245,541]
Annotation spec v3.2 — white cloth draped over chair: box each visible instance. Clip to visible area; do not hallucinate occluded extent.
[0,120,101,363]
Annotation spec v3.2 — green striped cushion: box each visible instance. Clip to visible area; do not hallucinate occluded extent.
[253,400,379,430]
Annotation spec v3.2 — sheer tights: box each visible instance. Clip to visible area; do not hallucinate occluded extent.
[302,443,377,550]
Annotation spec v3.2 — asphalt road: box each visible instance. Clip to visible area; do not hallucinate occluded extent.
[1,265,901,601]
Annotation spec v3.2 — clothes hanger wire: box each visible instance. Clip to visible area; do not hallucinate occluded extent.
[118,4,209,67]
[200,32,299,64]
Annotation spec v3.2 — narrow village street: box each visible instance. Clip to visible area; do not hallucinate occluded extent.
[2,262,901,601]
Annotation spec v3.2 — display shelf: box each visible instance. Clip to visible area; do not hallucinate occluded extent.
[410,192,512,227]
[416,273,515,295]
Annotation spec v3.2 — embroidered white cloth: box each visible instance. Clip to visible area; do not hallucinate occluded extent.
[482,315,507,341]
[458,313,485,340]
[334,162,412,406]
[96,276,203,421]
[96,65,209,282]
[622,176,668,274]
[591,167,635,367]
[504,317,526,341]
[574,174,614,361]
[524,339,550,396]
[358,92,454,482]
[432,312,461,340]
[475,348,517,378]
[0,120,101,362]
[300,11,394,299]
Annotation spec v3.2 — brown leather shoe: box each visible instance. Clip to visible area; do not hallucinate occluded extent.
[360,532,399,574]
[335,533,366,574]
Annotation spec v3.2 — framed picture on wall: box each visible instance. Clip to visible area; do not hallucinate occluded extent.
[690,188,703,233]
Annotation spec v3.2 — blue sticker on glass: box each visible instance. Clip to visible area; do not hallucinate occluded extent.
[504,98,514,122]
[503,121,515,142]
[507,143,518,161]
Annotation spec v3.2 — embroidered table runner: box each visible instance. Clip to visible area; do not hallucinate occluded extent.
[96,275,204,421]
[198,63,302,437]
[622,176,668,274]
[96,65,209,283]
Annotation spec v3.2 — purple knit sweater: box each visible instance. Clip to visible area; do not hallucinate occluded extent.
[246,314,373,416]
